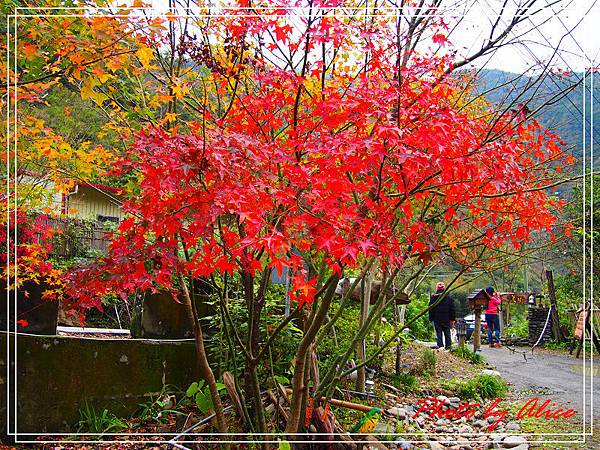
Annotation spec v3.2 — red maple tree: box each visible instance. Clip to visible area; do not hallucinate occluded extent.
[64,2,572,436]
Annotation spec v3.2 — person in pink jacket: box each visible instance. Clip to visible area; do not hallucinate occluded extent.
[484,286,502,348]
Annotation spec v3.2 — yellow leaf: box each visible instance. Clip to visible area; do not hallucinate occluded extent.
[171,84,185,99]
[81,78,108,105]
[136,46,154,70]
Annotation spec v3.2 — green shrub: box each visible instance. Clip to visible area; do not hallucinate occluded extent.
[416,348,437,377]
[476,374,508,399]
[391,372,420,393]
[504,320,528,338]
[451,345,485,365]
[405,293,435,340]
[544,339,569,350]
[455,379,478,400]
[441,374,508,401]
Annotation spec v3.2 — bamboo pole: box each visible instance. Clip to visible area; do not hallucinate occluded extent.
[285,389,375,413]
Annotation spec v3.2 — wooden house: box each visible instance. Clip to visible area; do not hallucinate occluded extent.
[18,170,123,223]
[62,182,122,223]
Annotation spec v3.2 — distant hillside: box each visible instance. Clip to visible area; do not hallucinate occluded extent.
[471,69,599,168]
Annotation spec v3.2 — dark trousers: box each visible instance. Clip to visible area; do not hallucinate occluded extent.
[485,313,501,344]
[434,322,452,349]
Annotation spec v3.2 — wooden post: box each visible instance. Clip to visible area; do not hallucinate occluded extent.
[356,271,372,392]
[473,307,481,352]
[546,270,562,342]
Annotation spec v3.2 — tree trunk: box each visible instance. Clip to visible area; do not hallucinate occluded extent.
[180,276,229,437]
[285,276,339,436]
[242,271,268,435]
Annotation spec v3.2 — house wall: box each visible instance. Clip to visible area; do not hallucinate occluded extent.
[66,185,122,221]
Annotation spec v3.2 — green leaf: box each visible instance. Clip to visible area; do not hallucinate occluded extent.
[186,382,199,397]
[278,441,291,450]
[195,390,214,414]
[273,375,289,385]
[215,382,226,392]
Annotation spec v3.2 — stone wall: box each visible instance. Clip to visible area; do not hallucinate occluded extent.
[0,333,200,435]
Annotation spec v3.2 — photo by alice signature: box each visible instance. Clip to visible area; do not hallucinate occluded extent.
[414,396,577,431]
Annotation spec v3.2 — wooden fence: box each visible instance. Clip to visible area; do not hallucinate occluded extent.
[37,216,113,258]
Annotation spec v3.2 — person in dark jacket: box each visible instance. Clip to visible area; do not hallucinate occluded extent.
[429,282,456,350]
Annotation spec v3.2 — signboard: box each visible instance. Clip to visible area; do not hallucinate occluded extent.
[499,292,531,305]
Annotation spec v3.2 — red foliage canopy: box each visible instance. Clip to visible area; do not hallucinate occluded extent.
[66,8,569,310]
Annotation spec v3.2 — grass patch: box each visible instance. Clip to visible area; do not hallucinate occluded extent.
[451,345,485,365]
[77,402,129,436]
[441,374,508,401]
[391,372,420,393]
[543,339,570,351]
[411,347,437,378]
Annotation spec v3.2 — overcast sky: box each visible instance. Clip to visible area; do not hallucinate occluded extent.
[127,0,598,74]
[449,0,599,73]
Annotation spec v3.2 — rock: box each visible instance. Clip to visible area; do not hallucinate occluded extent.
[373,421,393,434]
[501,436,528,448]
[487,416,499,424]
[505,421,520,431]
[394,438,414,449]
[435,426,446,433]
[460,446,473,450]
[490,433,507,442]
[449,396,461,403]
[388,407,408,419]
[435,419,446,426]
[457,425,473,434]
[481,369,502,377]
[416,416,426,426]
[430,443,445,450]
[473,420,487,428]
[437,395,450,405]
[508,445,529,450]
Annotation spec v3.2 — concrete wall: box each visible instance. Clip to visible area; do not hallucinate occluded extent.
[0,333,200,435]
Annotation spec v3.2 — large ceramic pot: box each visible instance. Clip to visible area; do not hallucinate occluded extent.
[130,279,215,339]
[0,280,59,335]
